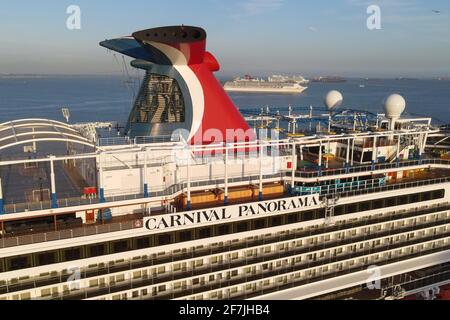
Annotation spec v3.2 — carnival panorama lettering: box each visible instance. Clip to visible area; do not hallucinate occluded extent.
[144,195,319,231]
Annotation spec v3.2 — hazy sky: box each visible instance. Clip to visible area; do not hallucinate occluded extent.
[0,0,449,77]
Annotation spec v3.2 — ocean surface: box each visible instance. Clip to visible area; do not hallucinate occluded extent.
[0,76,449,125]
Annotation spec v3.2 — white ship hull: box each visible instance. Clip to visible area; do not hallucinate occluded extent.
[224,85,307,94]
[2,132,450,301]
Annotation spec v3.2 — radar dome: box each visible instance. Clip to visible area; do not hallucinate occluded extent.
[384,94,406,119]
[324,90,343,111]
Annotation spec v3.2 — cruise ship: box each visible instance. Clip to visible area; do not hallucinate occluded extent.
[0,25,450,301]
[224,75,308,94]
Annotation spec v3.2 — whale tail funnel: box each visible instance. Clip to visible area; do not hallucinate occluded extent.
[100,26,254,145]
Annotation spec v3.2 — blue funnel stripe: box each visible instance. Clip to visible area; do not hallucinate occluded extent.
[100,38,172,65]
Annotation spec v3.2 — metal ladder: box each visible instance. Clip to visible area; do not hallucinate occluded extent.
[323,196,340,226]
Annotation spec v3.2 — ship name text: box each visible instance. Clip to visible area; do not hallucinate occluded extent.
[144,195,319,231]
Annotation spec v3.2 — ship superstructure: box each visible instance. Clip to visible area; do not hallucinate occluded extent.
[268,75,310,86]
[0,26,450,301]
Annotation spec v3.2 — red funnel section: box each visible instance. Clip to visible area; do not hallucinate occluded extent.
[132,26,255,145]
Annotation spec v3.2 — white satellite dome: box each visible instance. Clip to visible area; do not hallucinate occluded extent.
[324,90,343,111]
[384,94,406,119]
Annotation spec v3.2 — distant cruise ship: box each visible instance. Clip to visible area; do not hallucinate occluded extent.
[224,75,308,94]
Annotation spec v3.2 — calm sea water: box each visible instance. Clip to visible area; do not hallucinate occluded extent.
[0,76,449,125]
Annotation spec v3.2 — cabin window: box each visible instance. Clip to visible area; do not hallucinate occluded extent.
[63,247,82,261]
[410,193,420,203]
[36,251,57,266]
[302,211,313,221]
[353,151,362,162]
[216,224,230,236]
[112,240,130,253]
[432,190,445,200]
[360,201,371,211]
[362,152,373,163]
[198,228,211,239]
[346,204,358,214]
[252,219,266,230]
[270,216,283,227]
[7,256,31,271]
[158,285,166,292]
[88,244,106,257]
[373,199,383,209]
[236,222,249,233]
[421,192,431,201]
[334,206,344,216]
[317,209,326,219]
[135,237,151,249]
[179,230,192,242]
[398,195,408,205]
[157,234,172,246]
[287,213,298,224]
[386,197,396,207]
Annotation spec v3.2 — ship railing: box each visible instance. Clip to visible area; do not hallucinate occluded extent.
[1,172,289,215]
[0,215,144,249]
[0,193,449,252]
[2,193,147,215]
[296,158,450,178]
[97,135,178,147]
[296,178,387,196]
[3,158,450,215]
[101,155,177,169]
[99,150,291,169]
[97,137,131,146]
[325,176,450,199]
[134,136,179,144]
[2,170,449,218]
[2,158,450,215]
[147,172,288,199]
[296,175,450,198]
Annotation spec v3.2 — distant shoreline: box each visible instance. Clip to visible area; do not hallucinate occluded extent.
[0,74,449,81]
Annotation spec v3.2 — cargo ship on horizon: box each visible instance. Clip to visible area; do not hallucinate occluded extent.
[312,76,347,83]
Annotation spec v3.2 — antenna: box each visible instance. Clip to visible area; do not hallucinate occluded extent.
[62,108,71,123]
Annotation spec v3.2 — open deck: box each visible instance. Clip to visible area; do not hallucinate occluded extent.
[1,157,450,213]
[1,159,450,249]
